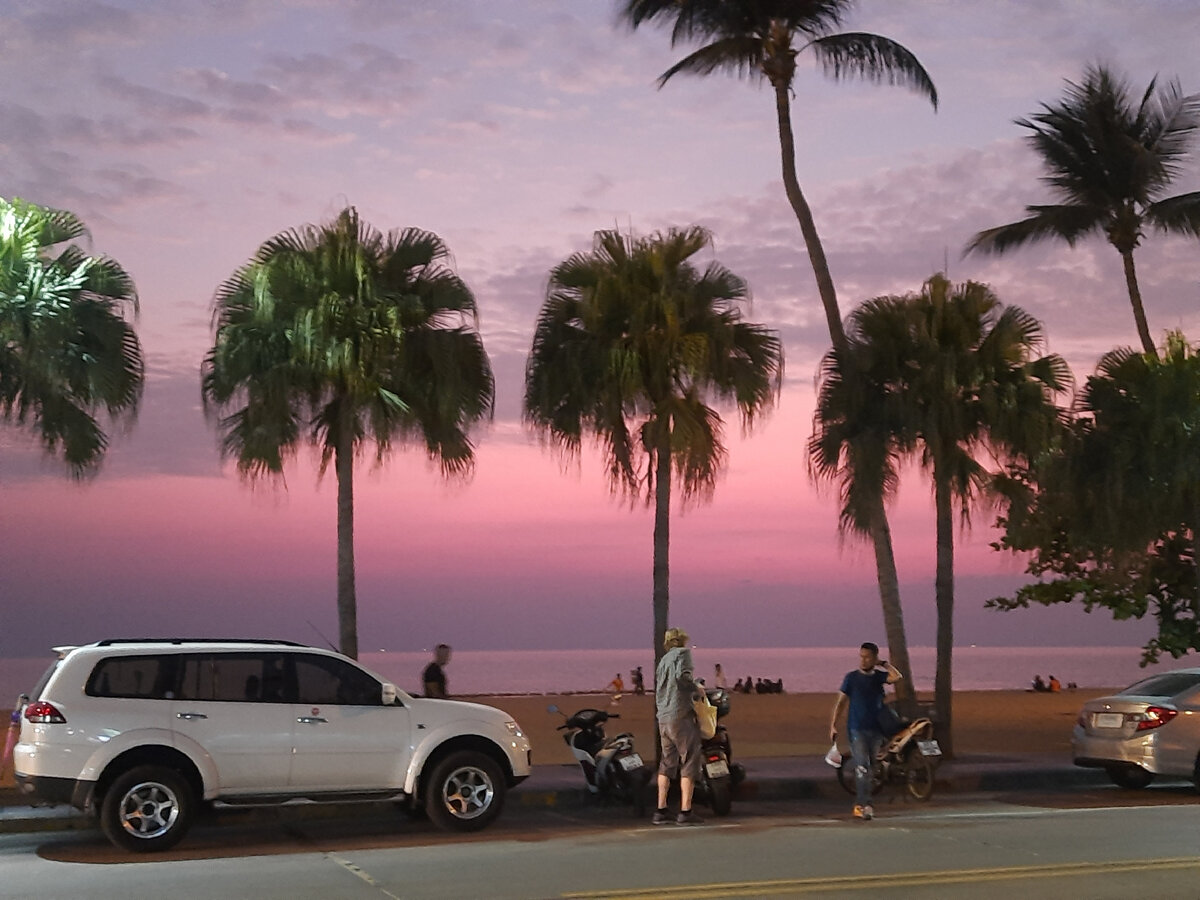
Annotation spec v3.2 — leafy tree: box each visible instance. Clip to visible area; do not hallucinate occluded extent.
[0,197,143,477]
[202,207,493,659]
[524,226,783,667]
[822,275,1068,752]
[620,0,938,699]
[991,332,1200,664]
[967,64,1200,356]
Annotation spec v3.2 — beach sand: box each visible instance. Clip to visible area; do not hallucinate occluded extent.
[487,688,1103,766]
[0,689,1104,791]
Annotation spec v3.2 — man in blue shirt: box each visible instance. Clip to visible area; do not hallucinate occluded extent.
[830,642,902,820]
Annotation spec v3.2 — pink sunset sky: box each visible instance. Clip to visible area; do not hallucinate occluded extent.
[2,0,1199,657]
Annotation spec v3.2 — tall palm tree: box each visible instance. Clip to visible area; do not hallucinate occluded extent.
[0,197,144,477]
[202,207,493,659]
[830,275,1069,753]
[966,64,1200,356]
[524,226,783,668]
[620,0,937,699]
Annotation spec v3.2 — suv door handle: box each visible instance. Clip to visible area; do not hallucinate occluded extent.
[176,712,208,720]
[297,716,327,724]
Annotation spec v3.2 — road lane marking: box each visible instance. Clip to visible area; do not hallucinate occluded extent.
[328,852,404,900]
[562,857,1200,898]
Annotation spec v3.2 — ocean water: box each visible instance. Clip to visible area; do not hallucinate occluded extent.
[0,645,1187,704]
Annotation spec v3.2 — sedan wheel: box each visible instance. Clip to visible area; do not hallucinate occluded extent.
[1107,765,1154,790]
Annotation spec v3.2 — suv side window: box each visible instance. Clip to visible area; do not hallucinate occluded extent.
[87,655,176,699]
[177,653,293,703]
[294,654,382,706]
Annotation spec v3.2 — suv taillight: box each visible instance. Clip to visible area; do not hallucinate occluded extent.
[1135,706,1178,731]
[24,701,66,724]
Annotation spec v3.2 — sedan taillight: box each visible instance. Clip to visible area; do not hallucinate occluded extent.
[23,701,66,724]
[1135,706,1178,731]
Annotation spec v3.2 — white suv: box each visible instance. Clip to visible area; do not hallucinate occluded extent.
[13,639,532,852]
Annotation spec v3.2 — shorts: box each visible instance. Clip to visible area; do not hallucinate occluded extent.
[658,715,702,780]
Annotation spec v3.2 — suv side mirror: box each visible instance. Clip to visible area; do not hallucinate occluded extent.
[382,683,398,706]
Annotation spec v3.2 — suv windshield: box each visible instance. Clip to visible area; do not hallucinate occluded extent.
[1120,671,1200,698]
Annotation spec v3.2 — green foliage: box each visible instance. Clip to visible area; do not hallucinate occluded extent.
[990,333,1200,664]
[202,207,493,481]
[524,226,783,507]
[0,197,143,476]
[966,64,1200,353]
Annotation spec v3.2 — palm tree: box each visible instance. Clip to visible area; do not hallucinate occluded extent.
[966,64,1200,356]
[524,226,783,667]
[620,0,937,698]
[202,207,493,659]
[0,197,144,477]
[830,275,1069,753]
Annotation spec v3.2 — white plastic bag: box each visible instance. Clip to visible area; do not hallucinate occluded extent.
[824,742,842,767]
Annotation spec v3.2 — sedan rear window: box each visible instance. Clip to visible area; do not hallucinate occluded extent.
[1119,672,1200,698]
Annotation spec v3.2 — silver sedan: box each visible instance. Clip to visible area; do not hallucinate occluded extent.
[1073,668,1200,789]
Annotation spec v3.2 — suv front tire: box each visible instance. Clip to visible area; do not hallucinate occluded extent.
[424,750,505,832]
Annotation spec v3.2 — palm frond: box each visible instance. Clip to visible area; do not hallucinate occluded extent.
[809,32,938,109]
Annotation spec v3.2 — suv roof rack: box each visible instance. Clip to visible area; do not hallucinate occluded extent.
[94,638,307,647]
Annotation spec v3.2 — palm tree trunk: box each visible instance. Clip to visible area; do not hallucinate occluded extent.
[1120,249,1157,357]
[773,79,915,695]
[933,472,955,757]
[773,81,845,349]
[335,405,359,659]
[868,502,916,712]
[652,436,672,675]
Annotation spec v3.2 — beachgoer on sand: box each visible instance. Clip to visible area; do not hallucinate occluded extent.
[632,666,645,695]
[714,664,727,689]
[422,644,451,698]
[1048,675,1062,692]
[654,627,703,826]
[830,642,902,822]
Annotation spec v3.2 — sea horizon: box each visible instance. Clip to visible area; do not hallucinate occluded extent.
[2,644,1189,704]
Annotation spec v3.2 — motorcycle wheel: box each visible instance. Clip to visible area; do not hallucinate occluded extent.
[906,755,935,800]
[708,776,733,816]
[837,756,884,796]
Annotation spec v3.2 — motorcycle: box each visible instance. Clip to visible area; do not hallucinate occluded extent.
[549,705,651,815]
[692,686,744,816]
[835,713,941,801]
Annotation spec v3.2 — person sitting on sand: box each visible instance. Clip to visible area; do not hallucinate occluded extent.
[1032,675,1047,692]
[1048,675,1061,692]
[733,678,743,693]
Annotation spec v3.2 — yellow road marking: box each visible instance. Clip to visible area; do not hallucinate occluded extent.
[562,857,1200,898]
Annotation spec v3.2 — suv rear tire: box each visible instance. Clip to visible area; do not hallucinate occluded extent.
[424,750,505,832]
[100,765,195,852]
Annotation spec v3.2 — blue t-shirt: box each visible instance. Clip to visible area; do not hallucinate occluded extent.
[839,668,889,735]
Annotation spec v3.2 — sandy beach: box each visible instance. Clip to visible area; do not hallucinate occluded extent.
[486,689,1104,766]
[0,689,1102,793]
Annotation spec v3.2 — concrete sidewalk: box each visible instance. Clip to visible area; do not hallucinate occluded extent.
[0,753,1111,835]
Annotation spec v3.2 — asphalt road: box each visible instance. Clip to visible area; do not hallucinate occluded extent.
[3,785,1200,899]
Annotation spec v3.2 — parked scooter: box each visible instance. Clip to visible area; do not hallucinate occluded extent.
[692,686,745,816]
[835,712,941,800]
[549,705,651,815]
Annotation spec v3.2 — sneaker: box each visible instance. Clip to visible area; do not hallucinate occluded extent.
[675,810,704,826]
[862,805,874,821]
[652,809,671,825]
[853,804,865,819]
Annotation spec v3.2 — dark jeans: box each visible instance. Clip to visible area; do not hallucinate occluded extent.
[850,730,885,807]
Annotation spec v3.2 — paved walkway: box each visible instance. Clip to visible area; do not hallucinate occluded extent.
[0,753,1113,835]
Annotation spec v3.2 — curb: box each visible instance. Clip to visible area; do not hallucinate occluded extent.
[0,758,1110,836]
